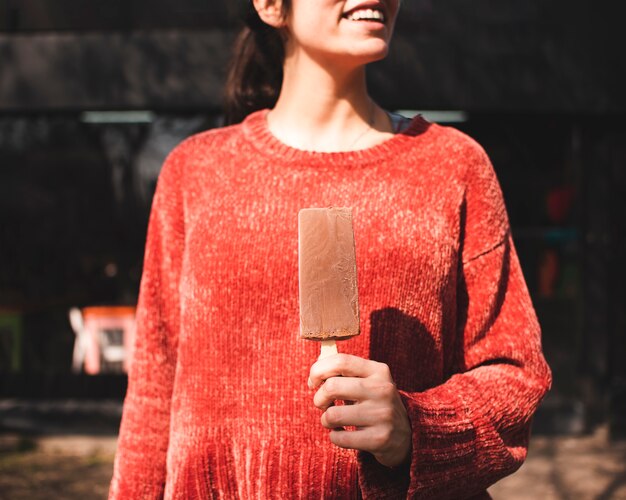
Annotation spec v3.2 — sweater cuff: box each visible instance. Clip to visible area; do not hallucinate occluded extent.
[358,385,483,499]
[358,386,476,499]
[357,449,410,499]
[357,387,477,499]
[401,386,482,498]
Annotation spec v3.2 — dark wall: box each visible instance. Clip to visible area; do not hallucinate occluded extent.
[375,0,622,112]
[0,0,242,31]
[1,1,624,436]
[0,31,233,112]
[0,0,623,112]
[0,113,214,308]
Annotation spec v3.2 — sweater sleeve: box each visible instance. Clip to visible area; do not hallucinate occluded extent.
[358,142,552,499]
[109,144,186,499]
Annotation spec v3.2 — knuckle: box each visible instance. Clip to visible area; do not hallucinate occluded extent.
[324,406,340,427]
[381,426,393,444]
[323,377,337,397]
[377,362,392,379]
[337,354,351,373]
[330,430,346,448]
[308,368,321,386]
[378,382,396,399]
[309,360,320,374]
[313,392,325,409]
[378,406,394,423]
[371,429,389,449]
[362,378,378,392]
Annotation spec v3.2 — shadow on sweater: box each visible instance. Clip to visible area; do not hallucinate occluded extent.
[369,307,440,393]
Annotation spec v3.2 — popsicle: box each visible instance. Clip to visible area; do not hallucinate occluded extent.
[298,207,360,359]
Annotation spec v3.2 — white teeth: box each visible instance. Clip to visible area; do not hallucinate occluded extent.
[345,8,385,22]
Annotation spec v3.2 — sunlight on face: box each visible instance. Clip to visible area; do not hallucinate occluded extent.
[283,0,400,67]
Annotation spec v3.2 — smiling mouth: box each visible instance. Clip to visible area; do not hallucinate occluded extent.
[343,8,386,23]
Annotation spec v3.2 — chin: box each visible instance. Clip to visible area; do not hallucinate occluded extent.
[303,38,392,69]
[348,43,391,65]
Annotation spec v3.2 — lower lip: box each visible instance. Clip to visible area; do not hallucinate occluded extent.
[342,18,387,31]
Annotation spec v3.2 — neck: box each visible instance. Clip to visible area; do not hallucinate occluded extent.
[267,51,393,152]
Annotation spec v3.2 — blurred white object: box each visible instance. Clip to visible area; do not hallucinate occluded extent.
[69,306,136,374]
[69,307,88,373]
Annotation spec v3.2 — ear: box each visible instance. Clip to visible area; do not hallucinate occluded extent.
[251,0,285,28]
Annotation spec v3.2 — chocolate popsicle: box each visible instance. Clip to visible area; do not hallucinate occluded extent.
[298,207,360,358]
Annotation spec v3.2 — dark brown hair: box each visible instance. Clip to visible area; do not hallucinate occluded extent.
[224,2,290,125]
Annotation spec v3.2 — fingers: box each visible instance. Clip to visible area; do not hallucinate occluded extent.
[308,354,392,389]
[308,354,412,468]
[313,376,365,409]
[327,426,392,456]
[320,402,392,429]
[313,376,397,410]
[325,412,412,467]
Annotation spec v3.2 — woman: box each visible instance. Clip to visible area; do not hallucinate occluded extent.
[110,0,551,498]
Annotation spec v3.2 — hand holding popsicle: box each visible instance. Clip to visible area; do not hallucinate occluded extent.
[308,354,412,468]
[298,207,410,467]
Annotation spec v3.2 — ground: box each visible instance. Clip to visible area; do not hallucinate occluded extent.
[0,435,114,499]
[490,427,626,499]
[0,400,625,499]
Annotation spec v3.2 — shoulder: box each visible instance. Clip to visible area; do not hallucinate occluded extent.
[405,119,509,254]
[423,125,510,257]
[420,119,490,169]
[169,122,245,163]
[392,117,496,198]
[409,119,497,190]
[158,121,246,182]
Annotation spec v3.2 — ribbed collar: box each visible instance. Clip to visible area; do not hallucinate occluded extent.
[242,109,431,168]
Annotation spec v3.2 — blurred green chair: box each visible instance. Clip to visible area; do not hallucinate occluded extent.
[0,310,22,371]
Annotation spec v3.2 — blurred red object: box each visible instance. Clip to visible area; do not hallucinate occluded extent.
[547,185,576,224]
[79,306,136,375]
[538,249,559,298]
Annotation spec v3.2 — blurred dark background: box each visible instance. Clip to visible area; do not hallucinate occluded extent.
[0,0,624,441]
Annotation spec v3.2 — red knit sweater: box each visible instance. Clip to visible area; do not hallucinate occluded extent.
[109,110,551,499]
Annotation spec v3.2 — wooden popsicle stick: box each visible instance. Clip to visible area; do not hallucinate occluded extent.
[319,340,338,359]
